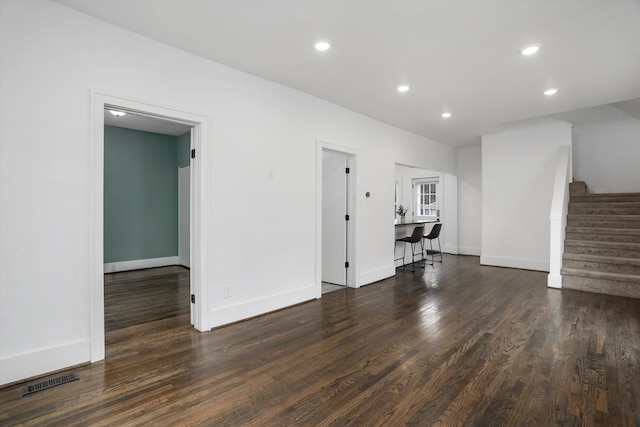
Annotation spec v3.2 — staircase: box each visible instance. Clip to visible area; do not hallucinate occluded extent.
[562,181,640,299]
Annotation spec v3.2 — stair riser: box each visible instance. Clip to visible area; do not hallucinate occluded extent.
[564,245,640,258]
[569,206,640,215]
[563,275,640,299]
[571,195,640,203]
[562,259,640,276]
[565,232,640,244]
[567,219,640,229]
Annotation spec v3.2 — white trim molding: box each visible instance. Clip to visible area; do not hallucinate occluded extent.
[458,246,481,256]
[357,265,395,287]
[0,339,89,386]
[210,285,315,328]
[90,90,213,365]
[104,257,180,274]
[480,255,549,272]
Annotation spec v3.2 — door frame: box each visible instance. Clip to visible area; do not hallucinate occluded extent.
[178,164,191,270]
[90,90,212,362]
[316,140,358,298]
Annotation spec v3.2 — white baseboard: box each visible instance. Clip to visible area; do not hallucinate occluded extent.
[458,246,481,256]
[210,264,400,329]
[443,245,458,255]
[209,285,315,329]
[104,256,179,273]
[480,255,549,272]
[547,274,563,288]
[358,264,395,286]
[0,339,89,386]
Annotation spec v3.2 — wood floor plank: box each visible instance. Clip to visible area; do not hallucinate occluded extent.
[1,258,639,426]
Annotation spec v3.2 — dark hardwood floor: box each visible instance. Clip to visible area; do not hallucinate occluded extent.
[103,266,190,332]
[1,256,639,426]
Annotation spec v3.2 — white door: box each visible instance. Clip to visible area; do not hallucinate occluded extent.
[178,166,190,268]
[322,150,348,285]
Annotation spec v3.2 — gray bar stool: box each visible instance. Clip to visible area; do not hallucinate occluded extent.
[423,223,443,265]
[395,225,425,272]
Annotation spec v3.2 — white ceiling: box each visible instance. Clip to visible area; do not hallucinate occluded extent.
[60,0,640,146]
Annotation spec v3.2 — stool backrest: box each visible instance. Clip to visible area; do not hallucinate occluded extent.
[408,225,425,243]
[424,223,442,240]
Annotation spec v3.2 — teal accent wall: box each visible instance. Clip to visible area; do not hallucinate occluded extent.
[177,131,191,167]
[104,126,179,263]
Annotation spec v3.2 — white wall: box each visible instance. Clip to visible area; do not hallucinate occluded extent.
[457,146,482,256]
[571,105,640,193]
[0,0,457,385]
[481,118,572,271]
[441,172,458,255]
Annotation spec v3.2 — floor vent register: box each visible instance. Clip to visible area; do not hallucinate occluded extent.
[22,373,79,396]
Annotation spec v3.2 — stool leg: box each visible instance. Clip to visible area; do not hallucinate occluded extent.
[403,242,406,267]
[411,242,416,272]
[429,240,434,265]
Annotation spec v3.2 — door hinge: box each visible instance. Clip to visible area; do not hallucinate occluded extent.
[345,214,350,221]
[345,167,350,174]
[191,294,195,304]
[191,149,196,159]
[345,261,349,268]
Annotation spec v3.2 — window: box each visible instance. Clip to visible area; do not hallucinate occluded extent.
[413,178,439,220]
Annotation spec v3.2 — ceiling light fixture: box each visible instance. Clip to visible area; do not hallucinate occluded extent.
[521,45,540,55]
[314,40,331,51]
[397,85,410,93]
[544,88,558,96]
[109,110,127,117]
[441,112,452,118]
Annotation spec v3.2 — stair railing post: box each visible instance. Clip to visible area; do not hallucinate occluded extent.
[548,145,571,289]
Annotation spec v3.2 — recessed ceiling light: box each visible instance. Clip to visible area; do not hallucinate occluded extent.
[109,110,127,117]
[314,40,331,51]
[521,45,540,55]
[441,112,452,118]
[397,85,410,93]
[544,88,558,96]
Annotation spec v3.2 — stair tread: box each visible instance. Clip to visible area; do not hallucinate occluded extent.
[566,227,640,235]
[578,192,640,198]
[570,202,640,206]
[563,253,640,266]
[561,268,640,283]
[568,214,640,220]
[563,275,640,299]
[564,239,640,249]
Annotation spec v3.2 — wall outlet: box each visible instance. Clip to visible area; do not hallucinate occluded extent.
[224,286,231,298]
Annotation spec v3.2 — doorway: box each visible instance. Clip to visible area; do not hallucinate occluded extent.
[103,110,192,331]
[90,91,211,363]
[394,163,446,266]
[321,150,349,290]
[316,141,357,298]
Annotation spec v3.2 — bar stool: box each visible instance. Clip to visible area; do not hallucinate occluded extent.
[395,225,425,272]
[423,223,443,265]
